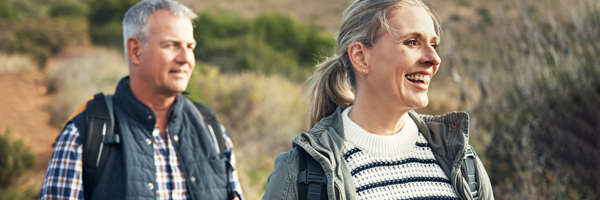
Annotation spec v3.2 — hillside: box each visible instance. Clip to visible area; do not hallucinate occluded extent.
[178,0,477,32]
[1,0,599,199]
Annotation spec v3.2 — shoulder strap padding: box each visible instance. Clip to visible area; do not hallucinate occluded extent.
[184,98,226,158]
[462,145,479,200]
[296,146,327,200]
[81,93,118,200]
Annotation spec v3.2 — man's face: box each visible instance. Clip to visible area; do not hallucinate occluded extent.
[135,9,196,96]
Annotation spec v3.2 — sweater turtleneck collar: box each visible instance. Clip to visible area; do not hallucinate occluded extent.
[342,106,419,156]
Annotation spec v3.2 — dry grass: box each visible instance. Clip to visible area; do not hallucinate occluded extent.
[0,53,37,75]
[45,47,128,127]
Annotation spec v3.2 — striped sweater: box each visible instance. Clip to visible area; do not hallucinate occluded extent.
[342,107,459,200]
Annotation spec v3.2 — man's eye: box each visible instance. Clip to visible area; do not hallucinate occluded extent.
[405,40,416,45]
[431,43,439,49]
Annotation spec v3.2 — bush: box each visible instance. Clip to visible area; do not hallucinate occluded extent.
[0,1,19,20]
[254,13,334,66]
[49,0,89,19]
[436,0,600,198]
[87,0,139,47]
[0,18,89,67]
[193,11,335,79]
[0,128,36,189]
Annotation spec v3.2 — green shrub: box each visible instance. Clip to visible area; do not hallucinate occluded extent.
[87,0,139,47]
[0,128,36,189]
[49,0,89,19]
[0,129,38,200]
[90,21,124,48]
[193,11,335,79]
[0,18,89,67]
[253,13,334,66]
[0,1,19,20]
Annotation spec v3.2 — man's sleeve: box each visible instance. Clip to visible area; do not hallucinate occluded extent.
[39,123,84,200]
[221,125,245,200]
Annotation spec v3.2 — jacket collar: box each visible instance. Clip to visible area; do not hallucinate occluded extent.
[113,76,185,127]
[302,106,470,148]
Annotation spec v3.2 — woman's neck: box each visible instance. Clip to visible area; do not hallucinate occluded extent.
[349,95,412,136]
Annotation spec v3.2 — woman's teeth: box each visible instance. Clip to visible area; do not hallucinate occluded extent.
[405,74,430,84]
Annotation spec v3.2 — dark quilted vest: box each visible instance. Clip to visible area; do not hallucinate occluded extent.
[71,77,229,200]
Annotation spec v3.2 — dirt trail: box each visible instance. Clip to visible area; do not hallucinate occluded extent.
[0,71,59,181]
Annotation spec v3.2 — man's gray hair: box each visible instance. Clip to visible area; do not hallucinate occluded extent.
[122,0,197,58]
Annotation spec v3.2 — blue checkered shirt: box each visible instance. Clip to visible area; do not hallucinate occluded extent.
[39,123,244,200]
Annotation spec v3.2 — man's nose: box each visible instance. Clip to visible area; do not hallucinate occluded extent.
[175,45,194,65]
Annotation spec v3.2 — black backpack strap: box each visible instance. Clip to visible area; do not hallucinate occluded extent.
[461,145,479,200]
[184,98,226,158]
[296,146,327,200]
[184,98,236,199]
[82,93,120,200]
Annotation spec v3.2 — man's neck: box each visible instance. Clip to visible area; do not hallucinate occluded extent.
[128,78,177,139]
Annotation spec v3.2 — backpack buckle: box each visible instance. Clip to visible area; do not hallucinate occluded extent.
[298,170,326,185]
[103,134,120,145]
[464,146,476,159]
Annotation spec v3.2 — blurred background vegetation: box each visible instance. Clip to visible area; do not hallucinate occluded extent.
[0,0,598,199]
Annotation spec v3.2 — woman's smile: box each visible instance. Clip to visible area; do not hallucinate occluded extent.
[405,73,431,90]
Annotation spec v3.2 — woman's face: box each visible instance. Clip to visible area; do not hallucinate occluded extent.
[362,5,440,110]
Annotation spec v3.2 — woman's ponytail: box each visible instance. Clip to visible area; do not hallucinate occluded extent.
[306,56,355,128]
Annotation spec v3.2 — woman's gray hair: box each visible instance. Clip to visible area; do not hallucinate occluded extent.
[122,0,197,58]
[306,0,441,127]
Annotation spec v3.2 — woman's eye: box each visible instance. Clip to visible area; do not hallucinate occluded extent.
[406,40,416,45]
[431,43,439,49]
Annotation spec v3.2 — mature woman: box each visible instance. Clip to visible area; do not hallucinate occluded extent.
[262,0,493,199]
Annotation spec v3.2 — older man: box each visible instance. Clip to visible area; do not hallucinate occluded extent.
[39,0,243,199]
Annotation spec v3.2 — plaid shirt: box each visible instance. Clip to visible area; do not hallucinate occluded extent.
[39,123,244,200]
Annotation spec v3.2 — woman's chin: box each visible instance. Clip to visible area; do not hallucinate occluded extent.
[404,96,429,110]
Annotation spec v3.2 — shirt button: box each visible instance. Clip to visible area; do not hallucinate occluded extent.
[145,138,152,145]
[173,135,179,142]
[147,115,153,120]
[148,182,154,190]
[190,176,196,182]
[152,129,160,137]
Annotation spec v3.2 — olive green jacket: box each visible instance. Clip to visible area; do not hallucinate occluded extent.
[262,106,494,200]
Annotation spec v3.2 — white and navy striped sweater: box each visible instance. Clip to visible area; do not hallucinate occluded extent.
[342,107,459,200]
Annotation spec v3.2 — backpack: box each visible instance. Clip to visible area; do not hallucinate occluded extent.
[296,146,480,200]
[57,93,230,199]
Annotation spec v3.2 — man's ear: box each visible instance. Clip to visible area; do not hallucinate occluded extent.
[126,37,142,66]
[348,41,369,74]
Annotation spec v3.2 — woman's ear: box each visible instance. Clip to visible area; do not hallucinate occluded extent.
[348,41,369,74]
[126,37,142,66]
